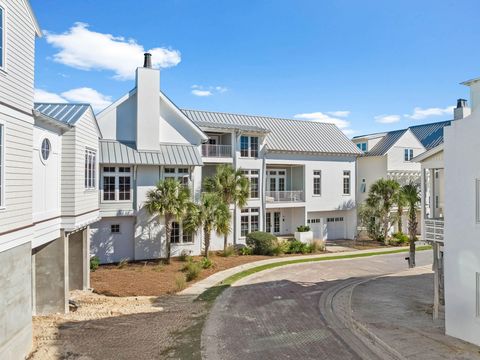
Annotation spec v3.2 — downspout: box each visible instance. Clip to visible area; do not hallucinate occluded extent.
[233,131,238,245]
[262,148,267,232]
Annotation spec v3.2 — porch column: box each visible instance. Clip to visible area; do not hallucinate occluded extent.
[420,168,426,239]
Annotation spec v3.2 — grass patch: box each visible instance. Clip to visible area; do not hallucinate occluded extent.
[197,246,431,303]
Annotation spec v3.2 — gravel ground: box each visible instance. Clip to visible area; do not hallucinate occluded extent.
[29,290,207,360]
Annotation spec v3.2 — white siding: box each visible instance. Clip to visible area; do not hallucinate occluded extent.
[386,130,424,171]
[356,156,388,205]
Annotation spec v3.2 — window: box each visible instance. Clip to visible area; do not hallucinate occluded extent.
[164,167,190,185]
[241,170,259,198]
[0,5,4,69]
[41,138,51,161]
[240,136,259,158]
[110,224,120,234]
[171,221,194,243]
[356,142,367,152]
[102,167,132,201]
[404,148,414,161]
[360,178,366,193]
[343,171,351,195]
[313,170,321,195]
[240,208,260,237]
[85,149,96,189]
[0,124,3,207]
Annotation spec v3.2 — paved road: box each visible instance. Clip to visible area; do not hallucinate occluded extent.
[202,251,432,360]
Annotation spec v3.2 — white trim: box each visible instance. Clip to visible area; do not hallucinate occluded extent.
[21,0,42,37]
[0,2,7,73]
[0,120,4,209]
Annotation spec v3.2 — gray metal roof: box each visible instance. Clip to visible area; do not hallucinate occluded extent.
[183,109,361,155]
[365,129,407,156]
[34,103,90,125]
[100,140,203,166]
[193,120,270,133]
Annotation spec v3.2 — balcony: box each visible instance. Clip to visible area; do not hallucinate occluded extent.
[424,219,444,243]
[202,144,232,158]
[266,190,304,203]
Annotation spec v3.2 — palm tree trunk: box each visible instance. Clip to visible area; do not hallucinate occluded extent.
[165,214,172,264]
[398,206,403,233]
[223,234,228,252]
[383,216,389,245]
[409,238,416,268]
[408,209,417,268]
[204,227,211,258]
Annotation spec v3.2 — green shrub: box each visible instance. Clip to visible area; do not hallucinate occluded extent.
[287,240,309,254]
[183,261,202,281]
[90,256,100,272]
[390,232,409,245]
[271,239,289,256]
[307,239,325,253]
[174,274,187,292]
[246,231,277,255]
[296,225,311,232]
[200,257,214,269]
[221,245,235,257]
[239,246,253,256]
[178,250,192,262]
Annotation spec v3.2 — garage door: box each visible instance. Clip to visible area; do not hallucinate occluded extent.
[326,217,345,240]
[307,218,325,240]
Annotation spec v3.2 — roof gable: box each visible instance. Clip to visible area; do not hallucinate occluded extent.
[34,103,90,125]
[409,120,451,150]
[363,129,407,156]
[22,0,42,37]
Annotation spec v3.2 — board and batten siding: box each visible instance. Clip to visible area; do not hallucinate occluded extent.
[61,109,100,216]
[0,0,36,114]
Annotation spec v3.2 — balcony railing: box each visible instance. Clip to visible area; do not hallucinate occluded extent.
[424,219,444,243]
[266,190,304,203]
[202,144,232,158]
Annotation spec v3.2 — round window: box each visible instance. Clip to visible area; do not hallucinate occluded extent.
[41,138,51,161]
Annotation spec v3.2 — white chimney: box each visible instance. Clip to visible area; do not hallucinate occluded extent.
[136,53,160,151]
[462,77,480,115]
[453,98,471,120]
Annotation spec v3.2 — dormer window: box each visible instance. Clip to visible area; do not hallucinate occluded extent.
[0,5,4,69]
[240,136,259,158]
[404,148,414,161]
[356,142,367,152]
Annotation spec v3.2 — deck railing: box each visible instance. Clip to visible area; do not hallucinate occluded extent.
[202,144,232,158]
[265,190,304,203]
[424,219,444,243]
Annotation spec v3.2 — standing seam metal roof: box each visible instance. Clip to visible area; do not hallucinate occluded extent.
[182,109,361,155]
[34,103,90,125]
[365,129,407,156]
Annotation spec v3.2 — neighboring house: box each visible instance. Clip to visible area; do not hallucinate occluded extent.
[352,117,457,233]
[444,78,480,346]
[185,109,361,246]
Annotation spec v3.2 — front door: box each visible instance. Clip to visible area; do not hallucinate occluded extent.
[266,211,282,235]
[267,170,286,200]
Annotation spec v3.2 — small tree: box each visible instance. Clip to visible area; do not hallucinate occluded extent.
[402,182,420,268]
[358,202,383,242]
[144,178,191,264]
[394,189,407,233]
[203,164,249,251]
[183,192,231,258]
[365,178,401,244]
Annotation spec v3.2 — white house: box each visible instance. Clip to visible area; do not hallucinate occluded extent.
[444,78,480,346]
[90,54,361,263]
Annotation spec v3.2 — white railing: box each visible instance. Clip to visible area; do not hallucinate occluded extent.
[424,219,444,243]
[266,190,304,203]
[202,144,232,158]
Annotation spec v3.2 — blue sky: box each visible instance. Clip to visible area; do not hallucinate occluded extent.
[31,0,480,136]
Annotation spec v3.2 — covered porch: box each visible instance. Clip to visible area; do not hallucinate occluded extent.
[265,165,305,203]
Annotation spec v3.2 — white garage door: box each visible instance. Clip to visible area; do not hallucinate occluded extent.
[326,217,345,240]
[307,218,325,240]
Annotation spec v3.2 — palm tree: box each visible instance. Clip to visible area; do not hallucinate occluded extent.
[144,178,191,264]
[366,178,400,244]
[394,190,407,233]
[402,182,420,268]
[183,192,231,258]
[203,164,249,250]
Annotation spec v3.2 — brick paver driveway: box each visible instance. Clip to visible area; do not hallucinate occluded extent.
[202,251,432,360]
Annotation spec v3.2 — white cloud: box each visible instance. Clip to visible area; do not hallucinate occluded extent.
[191,85,227,97]
[405,106,454,120]
[375,114,401,124]
[45,23,181,80]
[327,111,350,118]
[34,87,112,112]
[294,111,350,129]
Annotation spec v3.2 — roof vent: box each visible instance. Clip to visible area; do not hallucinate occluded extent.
[457,98,468,108]
[454,98,471,120]
[143,53,152,68]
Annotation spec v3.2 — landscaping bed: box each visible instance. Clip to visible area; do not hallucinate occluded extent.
[91,253,271,297]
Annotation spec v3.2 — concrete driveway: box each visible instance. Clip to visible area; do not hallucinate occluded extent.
[202,251,480,360]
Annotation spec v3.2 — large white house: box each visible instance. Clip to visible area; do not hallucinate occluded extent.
[90,54,361,263]
[443,78,480,346]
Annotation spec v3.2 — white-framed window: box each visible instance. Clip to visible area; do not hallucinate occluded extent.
[356,142,367,152]
[313,170,321,195]
[343,170,351,195]
[41,138,51,161]
[171,221,194,244]
[85,148,96,189]
[327,217,344,223]
[240,207,259,237]
[240,136,259,158]
[0,4,5,70]
[164,167,190,185]
[102,166,132,201]
[404,148,414,161]
[0,123,4,207]
[241,169,259,198]
[110,224,120,234]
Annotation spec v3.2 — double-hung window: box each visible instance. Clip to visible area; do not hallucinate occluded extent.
[404,148,414,161]
[164,167,190,185]
[102,166,132,201]
[240,208,259,237]
[313,170,321,195]
[240,136,259,158]
[0,5,4,70]
[171,221,194,243]
[85,149,96,189]
[241,169,259,198]
[343,171,351,195]
[0,124,3,207]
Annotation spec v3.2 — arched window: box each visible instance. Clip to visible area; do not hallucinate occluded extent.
[41,138,51,160]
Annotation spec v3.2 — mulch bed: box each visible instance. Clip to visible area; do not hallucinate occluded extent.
[90,254,271,297]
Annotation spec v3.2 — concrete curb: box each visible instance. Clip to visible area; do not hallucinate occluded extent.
[179,246,411,296]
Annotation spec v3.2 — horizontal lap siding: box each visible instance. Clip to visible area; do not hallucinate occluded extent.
[0,0,36,114]
[61,130,76,215]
